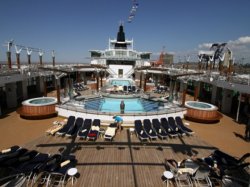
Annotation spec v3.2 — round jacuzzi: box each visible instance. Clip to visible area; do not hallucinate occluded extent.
[17,97,57,119]
[22,97,57,106]
[184,101,222,123]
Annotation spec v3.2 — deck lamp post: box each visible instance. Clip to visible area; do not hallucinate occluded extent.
[6,40,13,69]
[143,70,147,92]
[15,45,22,69]
[27,48,32,65]
[96,68,100,91]
[39,50,44,66]
[52,50,55,67]
[139,71,142,89]
[100,70,103,88]
[181,81,187,107]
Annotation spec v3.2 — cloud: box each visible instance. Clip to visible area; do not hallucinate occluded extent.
[228,36,250,45]
[198,43,213,49]
[198,36,250,50]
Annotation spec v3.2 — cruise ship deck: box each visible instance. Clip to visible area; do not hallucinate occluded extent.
[23,127,216,186]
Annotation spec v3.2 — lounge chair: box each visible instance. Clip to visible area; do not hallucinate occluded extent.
[168,117,186,136]
[165,159,193,187]
[104,123,117,141]
[143,119,158,140]
[131,86,136,93]
[134,120,149,142]
[123,85,128,92]
[152,119,168,139]
[160,118,178,138]
[175,116,194,135]
[191,163,212,187]
[56,116,76,136]
[65,117,83,137]
[77,119,92,139]
[128,85,132,92]
[87,119,101,141]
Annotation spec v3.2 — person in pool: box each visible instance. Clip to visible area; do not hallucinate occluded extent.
[113,115,123,132]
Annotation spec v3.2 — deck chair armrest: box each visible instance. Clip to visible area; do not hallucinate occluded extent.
[238,153,250,163]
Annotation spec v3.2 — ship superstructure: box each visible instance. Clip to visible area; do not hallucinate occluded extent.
[90,24,151,78]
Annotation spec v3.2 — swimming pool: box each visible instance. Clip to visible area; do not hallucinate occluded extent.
[108,78,133,86]
[84,97,161,113]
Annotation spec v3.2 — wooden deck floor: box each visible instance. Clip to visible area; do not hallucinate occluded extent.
[24,129,217,187]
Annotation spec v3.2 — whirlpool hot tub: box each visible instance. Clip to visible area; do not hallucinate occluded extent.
[17,97,57,119]
[184,101,222,123]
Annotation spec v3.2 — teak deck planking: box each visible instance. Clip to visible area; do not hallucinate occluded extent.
[24,129,216,187]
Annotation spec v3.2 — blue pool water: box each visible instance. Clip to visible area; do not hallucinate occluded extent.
[84,97,161,113]
[110,80,132,86]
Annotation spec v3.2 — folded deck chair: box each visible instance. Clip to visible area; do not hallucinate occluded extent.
[14,153,50,174]
[160,118,178,138]
[77,119,92,139]
[46,120,66,135]
[143,119,158,140]
[0,173,27,187]
[46,155,77,187]
[168,117,186,136]
[152,119,168,139]
[65,117,83,137]
[104,123,117,141]
[87,119,101,141]
[32,154,63,186]
[4,150,39,168]
[175,116,194,135]
[0,148,28,165]
[134,120,149,142]
[56,116,76,136]
[0,145,20,156]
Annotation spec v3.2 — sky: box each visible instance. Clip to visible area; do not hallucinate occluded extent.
[0,0,250,64]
